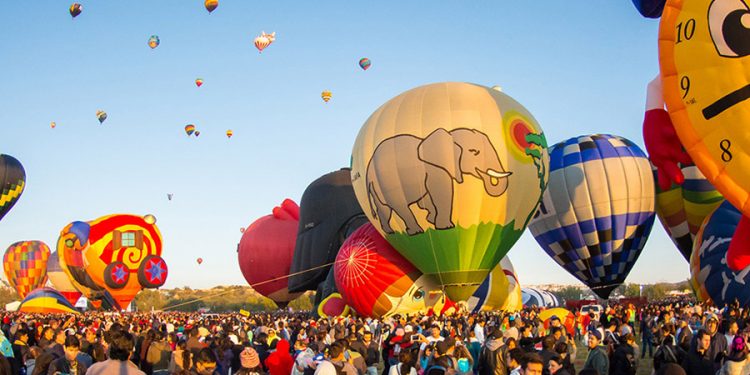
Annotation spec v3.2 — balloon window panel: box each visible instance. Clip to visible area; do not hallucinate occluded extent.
[113,230,144,250]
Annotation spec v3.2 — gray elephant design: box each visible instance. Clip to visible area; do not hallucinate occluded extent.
[365,127,512,235]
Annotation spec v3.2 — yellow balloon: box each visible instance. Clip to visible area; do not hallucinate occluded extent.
[660,0,750,214]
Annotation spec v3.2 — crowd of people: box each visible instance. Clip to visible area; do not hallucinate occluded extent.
[0,298,747,375]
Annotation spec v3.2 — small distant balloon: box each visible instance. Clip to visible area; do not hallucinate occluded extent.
[167,193,173,201]
[148,35,160,49]
[69,3,82,18]
[226,130,233,139]
[195,78,203,87]
[50,122,56,129]
[240,227,245,233]
[359,58,371,71]
[197,258,203,265]
[254,31,275,53]
[185,124,196,136]
[195,130,201,137]
[143,214,157,224]
[491,85,503,92]
[321,90,332,103]
[96,110,107,124]
[205,0,218,13]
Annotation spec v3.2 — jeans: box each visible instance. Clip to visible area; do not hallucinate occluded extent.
[641,336,654,358]
[367,366,379,375]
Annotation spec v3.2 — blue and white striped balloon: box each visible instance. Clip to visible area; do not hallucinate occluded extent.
[528,134,656,298]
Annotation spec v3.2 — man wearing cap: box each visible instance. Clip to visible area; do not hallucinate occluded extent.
[477,329,507,375]
[583,329,608,375]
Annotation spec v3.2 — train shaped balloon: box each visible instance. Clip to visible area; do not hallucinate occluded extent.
[56,214,168,310]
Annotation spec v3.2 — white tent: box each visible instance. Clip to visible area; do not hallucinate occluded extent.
[5,301,20,312]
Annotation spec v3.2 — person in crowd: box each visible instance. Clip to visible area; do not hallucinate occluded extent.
[48,335,87,375]
[717,335,748,375]
[583,329,608,375]
[87,329,145,375]
[190,348,219,375]
[610,333,637,375]
[546,355,570,375]
[520,353,543,375]
[681,329,715,375]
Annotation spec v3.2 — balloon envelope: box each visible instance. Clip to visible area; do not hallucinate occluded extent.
[690,201,750,306]
[47,251,82,306]
[467,256,522,313]
[96,110,107,124]
[529,134,656,299]
[238,199,302,304]
[654,163,723,261]
[350,82,549,301]
[185,125,196,136]
[205,0,218,13]
[359,58,371,70]
[321,90,332,102]
[148,35,160,49]
[0,154,26,223]
[3,241,50,299]
[631,0,665,18]
[19,287,78,314]
[521,287,560,307]
[288,168,369,293]
[335,223,444,318]
[538,307,576,336]
[69,3,82,18]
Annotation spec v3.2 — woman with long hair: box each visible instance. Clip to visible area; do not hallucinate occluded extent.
[169,339,193,375]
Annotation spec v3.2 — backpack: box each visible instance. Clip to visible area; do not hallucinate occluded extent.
[331,361,346,375]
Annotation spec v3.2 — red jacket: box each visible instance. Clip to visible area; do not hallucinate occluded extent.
[265,339,294,375]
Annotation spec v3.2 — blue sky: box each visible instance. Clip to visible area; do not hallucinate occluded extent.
[0,1,686,290]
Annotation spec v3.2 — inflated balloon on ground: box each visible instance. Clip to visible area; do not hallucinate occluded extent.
[529,134,655,299]
[467,257,522,313]
[19,287,78,314]
[350,82,549,301]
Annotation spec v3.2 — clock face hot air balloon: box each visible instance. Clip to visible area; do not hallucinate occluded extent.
[204,0,218,13]
[654,163,723,261]
[185,124,196,136]
[359,58,371,71]
[690,201,750,307]
[350,82,549,301]
[321,90,332,103]
[3,241,50,299]
[467,256,522,313]
[96,110,107,124]
[195,78,203,87]
[47,251,82,306]
[148,35,160,49]
[69,3,82,18]
[528,134,656,299]
[334,223,445,318]
[238,199,302,306]
[659,0,750,221]
[0,154,26,223]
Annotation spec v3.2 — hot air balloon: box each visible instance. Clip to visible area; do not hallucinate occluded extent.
[205,0,218,13]
[148,35,160,49]
[0,154,26,223]
[197,258,203,265]
[321,90,332,103]
[69,3,82,18]
[254,32,275,53]
[288,168,369,293]
[185,124,196,136]
[359,58,371,71]
[47,252,82,306]
[690,201,750,307]
[3,241,50,299]
[240,227,245,233]
[631,0,665,18]
[350,82,549,301]
[18,287,79,314]
[195,130,201,137]
[58,214,167,310]
[334,223,445,318]
[467,257,522,313]
[195,78,203,87]
[50,122,56,129]
[521,288,560,307]
[96,110,107,124]
[529,134,656,299]
[538,308,577,336]
[238,199,302,306]
[655,1,750,271]
[226,130,233,139]
[167,193,173,201]
[654,163,723,261]
[317,293,350,318]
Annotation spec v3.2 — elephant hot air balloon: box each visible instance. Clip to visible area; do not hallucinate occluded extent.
[334,223,445,318]
[690,201,750,307]
[467,256,522,313]
[47,251,82,306]
[529,134,656,299]
[3,241,50,299]
[288,168,369,293]
[359,58,371,71]
[148,35,160,49]
[205,0,218,13]
[96,110,107,124]
[654,163,723,261]
[185,124,196,136]
[0,154,25,223]
[69,3,82,18]
[238,199,302,306]
[58,214,167,310]
[195,78,203,87]
[321,90,332,103]
[350,82,549,301]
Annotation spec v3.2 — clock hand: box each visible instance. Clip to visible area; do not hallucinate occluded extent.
[703,83,750,120]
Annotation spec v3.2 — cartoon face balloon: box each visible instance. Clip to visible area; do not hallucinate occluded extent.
[350,82,549,301]
[659,0,750,215]
[334,223,444,318]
